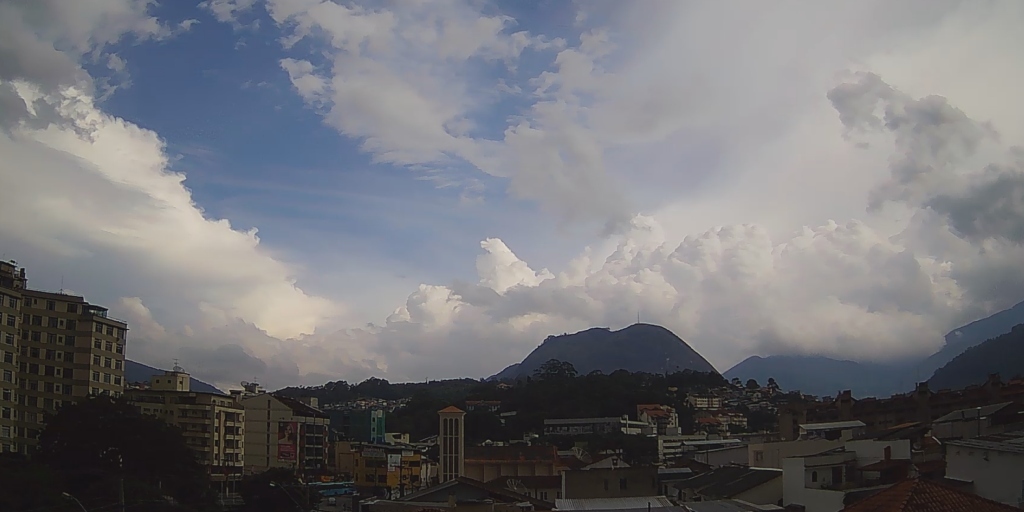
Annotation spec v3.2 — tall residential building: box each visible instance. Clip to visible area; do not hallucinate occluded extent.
[238,392,329,477]
[0,261,26,454]
[438,406,465,483]
[0,261,130,453]
[18,288,128,450]
[126,367,245,494]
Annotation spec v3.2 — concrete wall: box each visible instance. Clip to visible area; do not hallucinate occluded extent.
[845,439,910,466]
[748,439,842,469]
[782,458,846,512]
[693,445,749,468]
[562,467,659,500]
[946,444,1024,506]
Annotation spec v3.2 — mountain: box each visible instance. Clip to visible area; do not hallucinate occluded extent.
[915,300,1024,378]
[723,356,914,398]
[125,360,224,395]
[929,324,1024,390]
[724,300,1024,398]
[490,323,718,380]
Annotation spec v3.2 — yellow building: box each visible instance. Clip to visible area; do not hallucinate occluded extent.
[335,441,425,496]
[0,261,129,453]
[127,367,245,493]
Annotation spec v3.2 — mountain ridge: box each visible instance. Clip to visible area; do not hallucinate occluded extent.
[724,300,1024,397]
[491,323,718,380]
[125,360,224,395]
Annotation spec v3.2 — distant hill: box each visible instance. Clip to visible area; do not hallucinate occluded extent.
[490,323,718,381]
[929,324,1024,390]
[915,300,1024,378]
[723,355,913,398]
[724,300,1024,398]
[125,360,224,395]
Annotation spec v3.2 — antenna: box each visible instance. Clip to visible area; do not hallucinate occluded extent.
[637,309,641,324]
[60,275,64,294]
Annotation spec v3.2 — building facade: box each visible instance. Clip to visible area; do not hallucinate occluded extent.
[0,261,128,454]
[240,393,330,476]
[126,367,245,493]
[439,406,466,483]
[463,445,560,482]
[0,261,25,454]
[335,441,425,496]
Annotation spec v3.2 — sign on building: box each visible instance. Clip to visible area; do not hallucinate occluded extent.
[278,421,298,462]
[387,453,402,473]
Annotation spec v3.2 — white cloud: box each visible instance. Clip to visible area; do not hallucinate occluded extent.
[5,0,1024,389]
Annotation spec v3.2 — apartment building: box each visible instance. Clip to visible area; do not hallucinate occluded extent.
[335,441,425,496]
[239,393,329,477]
[127,367,245,492]
[0,261,128,453]
[0,261,26,454]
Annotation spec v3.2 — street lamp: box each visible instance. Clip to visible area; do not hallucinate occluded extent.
[61,492,88,512]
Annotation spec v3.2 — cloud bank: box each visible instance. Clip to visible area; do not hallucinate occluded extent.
[2,0,1024,389]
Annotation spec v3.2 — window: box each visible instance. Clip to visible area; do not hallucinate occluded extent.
[44,366,55,377]
[2,352,11,364]
[619,478,628,490]
[0,426,8,439]
[811,471,818,483]
[44,382,54,393]
[45,349,55,360]
[115,360,123,370]
[31,315,41,326]
[28,363,38,374]
[93,355,100,366]
[115,344,123,354]
[831,466,842,484]
[92,372,99,382]
[3,334,12,345]
[7,297,16,309]
[30,331,40,342]
[65,335,75,346]
[67,303,78,313]
[29,348,38,358]
[45,300,55,311]
[1,389,10,401]
[5,314,14,327]
[103,373,111,384]
[2,370,12,382]
[46,333,56,344]
[47,317,58,328]
[603,479,609,491]
[114,375,122,385]
[540,492,548,501]
[106,326,113,336]
[105,342,112,352]
[104,357,111,368]
[93,340,101,349]
[66,319,76,330]
[95,323,103,333]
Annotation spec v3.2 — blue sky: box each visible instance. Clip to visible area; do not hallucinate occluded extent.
[2,0,1023,389]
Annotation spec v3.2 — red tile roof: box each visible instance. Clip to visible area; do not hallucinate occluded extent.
[842,478,1019,512]
[438,406,465,414]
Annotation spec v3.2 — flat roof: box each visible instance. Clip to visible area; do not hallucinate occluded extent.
[545,417,627,425]
[682,439,744,446]
[799,420,865,431]
[947,430,1024,455]
[555,496,677,511]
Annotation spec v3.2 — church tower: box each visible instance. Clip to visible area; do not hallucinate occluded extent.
[438,406,465,482]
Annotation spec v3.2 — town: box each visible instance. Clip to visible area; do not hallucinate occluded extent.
[3,260,1024,512]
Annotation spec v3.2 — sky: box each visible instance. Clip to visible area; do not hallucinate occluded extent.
[2,0,1024,391]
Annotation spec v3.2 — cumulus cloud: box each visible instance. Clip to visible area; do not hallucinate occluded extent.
[5,0,1024,389]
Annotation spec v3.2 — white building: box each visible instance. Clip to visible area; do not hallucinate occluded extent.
[945,430,1024,507]
[238,393,330,476]
[782,438,911,512]
[543,416,652,436]
[797,420,866,441]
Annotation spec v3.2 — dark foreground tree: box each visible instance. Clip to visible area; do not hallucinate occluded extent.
[0,452,69,512]
[35,395,216,511]
[240,468,321,512]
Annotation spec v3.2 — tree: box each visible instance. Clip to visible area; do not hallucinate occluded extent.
[767,377,779,390]
[534,359,578,380]
[35,395,216,511]
[746,378,760,390]
[0,452,69,512]
[240,468,321,512]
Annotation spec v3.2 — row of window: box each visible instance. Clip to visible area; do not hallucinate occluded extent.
[18,362,65,378]
[19,329,124,354]
[0,313,16,327]
[0,294,19,310]
[18,314,125,340]
[90,371,123,386]
[22,379,72,395]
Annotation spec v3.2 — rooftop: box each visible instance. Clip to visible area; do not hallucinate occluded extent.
[674,467,782,499]
[932,402,1014,423]
[438,405,465,414]
[841,478,1020,512]
[555,496,677,511]
[683,500,784,512]
[800,420,866,431]
[466,444,558,462]
[946,430,1024,455]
